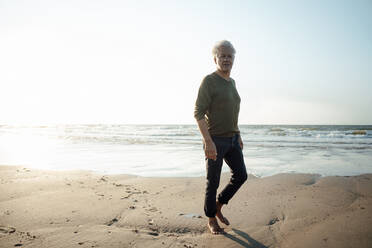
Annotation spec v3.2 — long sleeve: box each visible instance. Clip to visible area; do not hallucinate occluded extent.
[194,77,212,121]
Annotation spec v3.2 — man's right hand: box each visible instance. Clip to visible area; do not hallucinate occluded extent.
[204,140,217,161]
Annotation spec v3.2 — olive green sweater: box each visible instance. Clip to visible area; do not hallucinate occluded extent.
[194,72,241,137]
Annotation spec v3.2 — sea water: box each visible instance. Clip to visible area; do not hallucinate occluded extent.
[0,124,371,177]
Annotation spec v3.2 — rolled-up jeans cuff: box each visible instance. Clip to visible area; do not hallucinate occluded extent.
[217,196,228,205]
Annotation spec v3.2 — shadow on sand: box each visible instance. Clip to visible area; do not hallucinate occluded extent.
[223,228,269,248]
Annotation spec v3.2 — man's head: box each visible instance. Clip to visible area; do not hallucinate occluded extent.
[212,40,236,73]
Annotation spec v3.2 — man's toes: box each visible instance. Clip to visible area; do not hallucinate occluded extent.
[208,223,224,235]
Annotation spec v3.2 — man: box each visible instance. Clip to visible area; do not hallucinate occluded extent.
[194,40,248,234]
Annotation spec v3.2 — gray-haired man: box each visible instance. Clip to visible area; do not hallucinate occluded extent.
[194,40,247,234]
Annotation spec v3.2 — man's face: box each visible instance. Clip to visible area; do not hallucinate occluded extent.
[214,46,235,73]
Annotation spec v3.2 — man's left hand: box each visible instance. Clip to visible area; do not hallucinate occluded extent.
[238,136,243,150]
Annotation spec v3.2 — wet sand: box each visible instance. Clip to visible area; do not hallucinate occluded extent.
[0,165,371,247]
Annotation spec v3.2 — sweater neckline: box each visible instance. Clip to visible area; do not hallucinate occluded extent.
[213,71,232,83]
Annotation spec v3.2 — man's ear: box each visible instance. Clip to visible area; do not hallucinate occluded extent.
[213,56,217,64]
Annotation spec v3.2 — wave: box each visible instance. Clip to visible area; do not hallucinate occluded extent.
[350,130,367,135]
[57,134,202,146]
[249,143,372,150]
[270,128,285,132]
[1,125,372,149]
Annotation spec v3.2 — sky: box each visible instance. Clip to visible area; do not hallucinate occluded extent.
[1,0,371,125]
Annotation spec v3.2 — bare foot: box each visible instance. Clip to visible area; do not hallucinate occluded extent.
[216,201,230,225]
[207,218,224,235]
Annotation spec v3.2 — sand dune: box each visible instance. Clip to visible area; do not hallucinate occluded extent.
[0,165,371,247]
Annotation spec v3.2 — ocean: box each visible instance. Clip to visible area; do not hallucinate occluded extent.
[0,124,371,177]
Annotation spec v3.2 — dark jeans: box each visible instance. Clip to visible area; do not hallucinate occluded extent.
[204,134,248,217]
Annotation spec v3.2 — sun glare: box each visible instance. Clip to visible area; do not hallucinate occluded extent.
[0,131,60,169]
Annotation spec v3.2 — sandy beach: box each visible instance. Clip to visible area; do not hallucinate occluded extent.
[0,165,371,248]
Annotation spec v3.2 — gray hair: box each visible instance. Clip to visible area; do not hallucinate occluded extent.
[212,40,236,57]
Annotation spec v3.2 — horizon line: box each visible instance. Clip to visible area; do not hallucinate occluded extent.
[1,123,371,126]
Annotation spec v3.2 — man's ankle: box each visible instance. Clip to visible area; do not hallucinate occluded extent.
[209,217,217,222]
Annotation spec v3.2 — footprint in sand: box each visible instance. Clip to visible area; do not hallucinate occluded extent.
[147,231,159,236]
[148,219,154,225]
[268,217,280,225]
[147,207,158,212]
[106,217,119,226]
[4,210,13,215]
[0,226,16,234]
[121,193,133,199]
[98,176,108,182]
[20,231,36,240]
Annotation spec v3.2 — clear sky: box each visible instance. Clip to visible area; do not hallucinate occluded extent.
[1,0,371,125]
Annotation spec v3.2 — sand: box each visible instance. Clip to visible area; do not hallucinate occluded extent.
[0,165,371,248]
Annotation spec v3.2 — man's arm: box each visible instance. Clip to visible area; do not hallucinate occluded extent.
[194,76,217,160]
[197,119,217,161]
